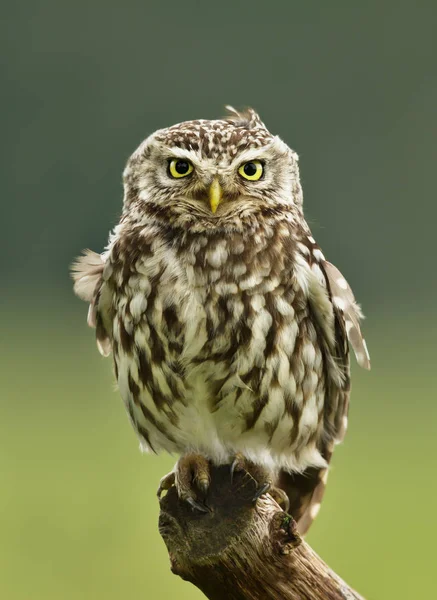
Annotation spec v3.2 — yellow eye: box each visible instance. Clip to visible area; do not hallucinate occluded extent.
[168,158,194,178]
[238,160,264,181]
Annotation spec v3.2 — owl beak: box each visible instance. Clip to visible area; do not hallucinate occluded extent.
[209,178,223,214]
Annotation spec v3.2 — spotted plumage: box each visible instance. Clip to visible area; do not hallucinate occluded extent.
[72,107,370,534]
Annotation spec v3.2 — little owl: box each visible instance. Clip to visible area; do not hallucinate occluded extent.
[72,107,370,534]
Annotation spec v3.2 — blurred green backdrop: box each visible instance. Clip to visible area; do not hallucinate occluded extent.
[2,1,436,598]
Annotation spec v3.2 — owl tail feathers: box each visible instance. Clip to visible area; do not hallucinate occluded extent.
[323,261,371,370]
[277,458,331,536]
[70,250,112,357]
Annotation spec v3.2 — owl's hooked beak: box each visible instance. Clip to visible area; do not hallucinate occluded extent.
[208,178,223,214]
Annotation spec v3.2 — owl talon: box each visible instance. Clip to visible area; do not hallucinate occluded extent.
[230,453,273,495]
[252,481,271,502]
[268,486,290,513]
[252,482,290,511]
[186,496,210,513]
[157,470,175,498]
[159,453,211,511]
[230,454,289,511]
[230,455,244,484]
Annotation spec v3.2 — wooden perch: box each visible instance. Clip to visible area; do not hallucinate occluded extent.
[158,465,364,600]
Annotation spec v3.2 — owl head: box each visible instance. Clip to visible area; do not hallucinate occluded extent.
[122,107,303,231]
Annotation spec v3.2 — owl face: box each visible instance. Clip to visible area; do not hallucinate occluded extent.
[122,108,302,230]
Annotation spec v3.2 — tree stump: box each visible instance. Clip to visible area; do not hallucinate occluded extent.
[158,465,364,600]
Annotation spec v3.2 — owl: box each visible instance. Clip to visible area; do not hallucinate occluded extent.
[72,107,370,534]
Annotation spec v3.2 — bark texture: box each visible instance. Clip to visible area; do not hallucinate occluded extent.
[158,465,364,600]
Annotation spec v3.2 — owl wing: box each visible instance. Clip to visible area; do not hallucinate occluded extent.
[71,250,112,357]
[322,261,370,370]
[279,239,370,535]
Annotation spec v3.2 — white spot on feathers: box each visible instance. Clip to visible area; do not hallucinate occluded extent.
[130,294,148,321]
[312,248,325,262]
[251,294,266,311]
[333,296,346,311]
[309,502,321,520]
[275,296,295,317]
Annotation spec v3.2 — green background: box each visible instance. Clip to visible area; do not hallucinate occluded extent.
[2,2,436,598]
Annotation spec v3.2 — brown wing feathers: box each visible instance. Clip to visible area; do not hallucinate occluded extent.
[281,250,369,535]
[323,261,371,371]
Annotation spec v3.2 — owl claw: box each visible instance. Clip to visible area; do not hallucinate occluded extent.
[230,453,290,511]
[186,496,210,513]
[230,456,241,484]
[252,481,271,502]
[252,481,290,511]
[230,453,273,496]
[252,481,290,513]
[270,487,290,512]
[157,470,175,498]
[158,453,211,513]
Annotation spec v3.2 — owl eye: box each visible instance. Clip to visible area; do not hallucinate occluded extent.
[238,160,264,181]
[168,158,194,179]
